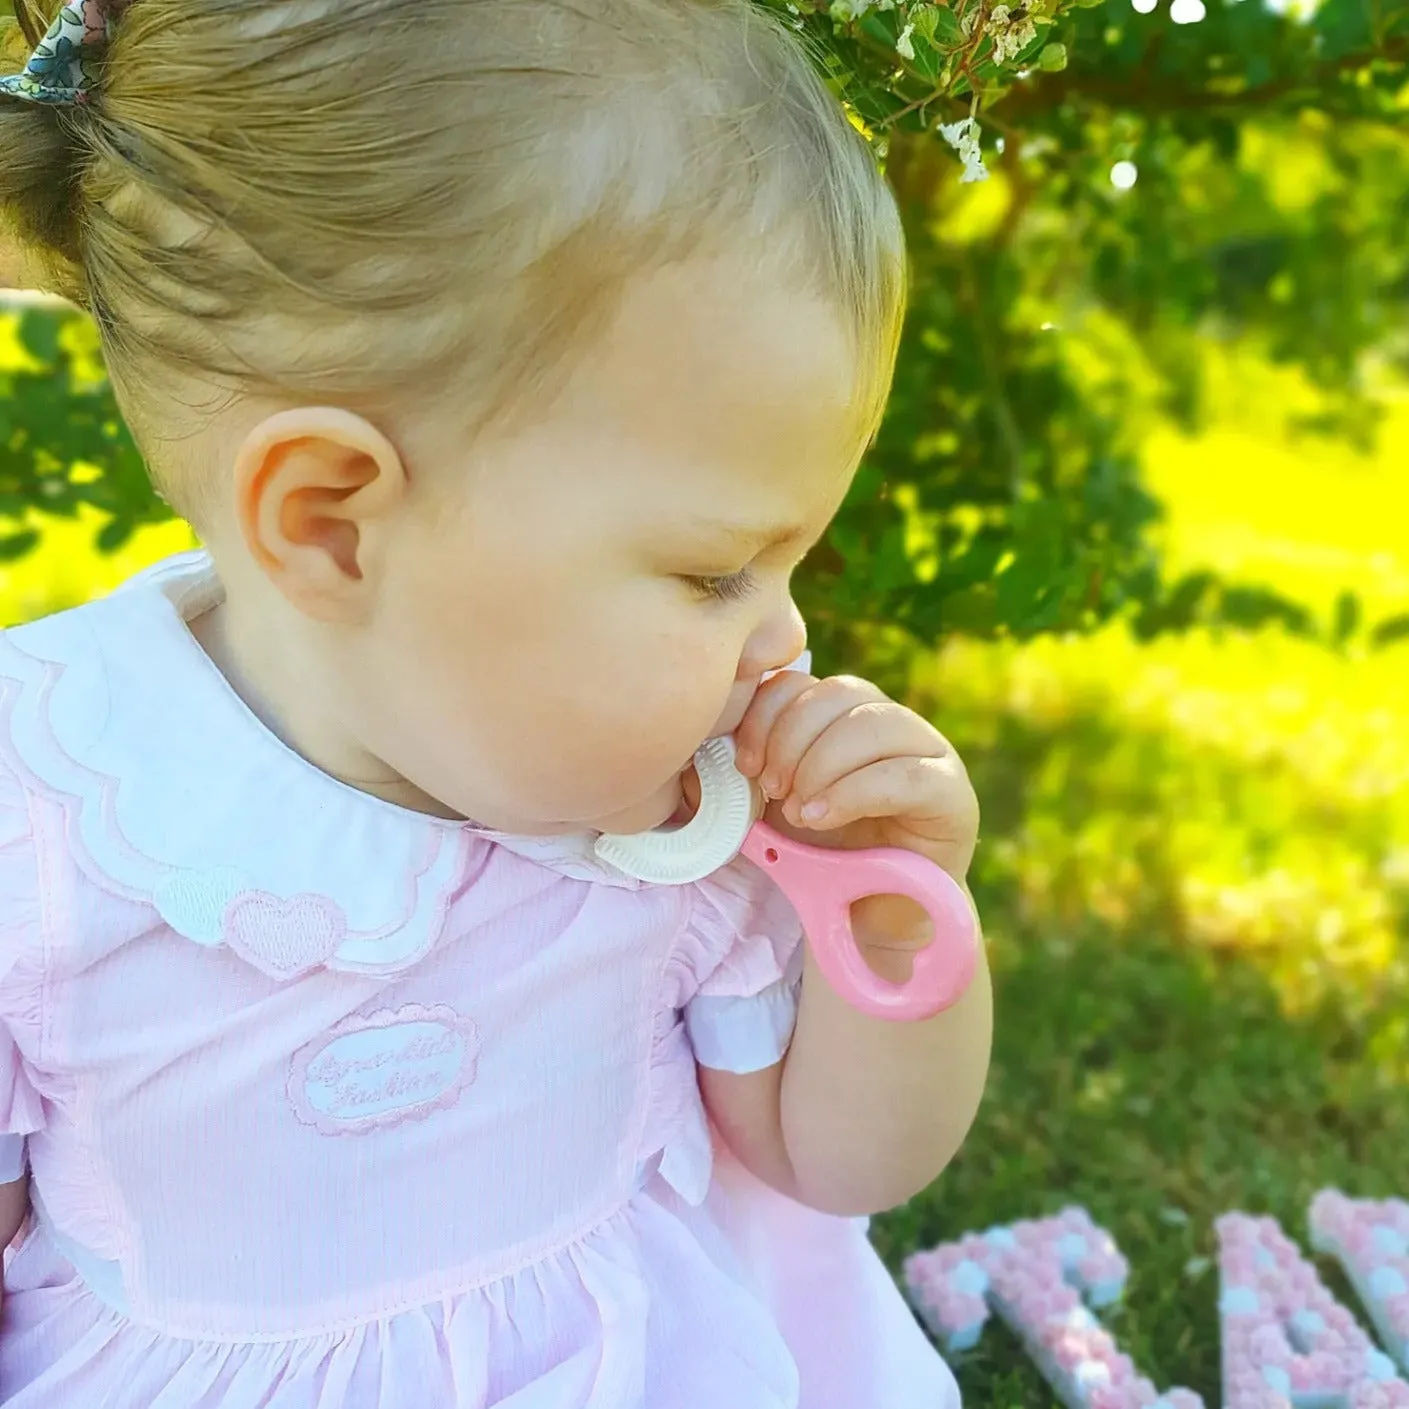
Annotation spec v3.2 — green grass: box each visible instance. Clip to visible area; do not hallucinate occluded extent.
[875,367,1409,1403]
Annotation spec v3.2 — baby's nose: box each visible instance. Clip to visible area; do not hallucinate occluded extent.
[740,603,807,681]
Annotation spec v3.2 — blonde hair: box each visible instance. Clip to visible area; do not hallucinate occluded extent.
[0,0,906,525]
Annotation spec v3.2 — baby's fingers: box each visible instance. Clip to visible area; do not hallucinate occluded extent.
[795,757,979,876]
[750,676,890,799]
[732,670,816,779]
[787,701,945,805]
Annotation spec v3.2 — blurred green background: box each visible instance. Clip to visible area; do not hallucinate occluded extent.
[2,0,1408,1402]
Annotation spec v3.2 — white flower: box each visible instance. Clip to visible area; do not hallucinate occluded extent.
[939,117,990,183]
[895,21,916,57]
[828,0,896,17]
[989,11,1038,63]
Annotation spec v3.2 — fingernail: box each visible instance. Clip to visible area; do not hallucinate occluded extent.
[735,748,757,773]
[801,799,828,822]
[762,773,782,797]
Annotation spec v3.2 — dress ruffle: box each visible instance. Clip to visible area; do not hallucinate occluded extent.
[1,1175,803,1409]
[685,861,802,1000]
[0,753,47,1180]
[639,857,809,1200]
[676,862,805,1074]
[0,1027,45,1145]
[641,1012,714,1206]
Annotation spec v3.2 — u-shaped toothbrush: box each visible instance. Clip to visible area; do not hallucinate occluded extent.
[595,736,978,1022]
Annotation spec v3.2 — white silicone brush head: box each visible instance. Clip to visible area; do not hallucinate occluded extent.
[594,736,761,885]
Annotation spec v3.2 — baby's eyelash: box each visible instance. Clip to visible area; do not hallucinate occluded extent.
[684,570,759,604]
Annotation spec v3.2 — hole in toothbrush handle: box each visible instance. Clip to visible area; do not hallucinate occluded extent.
[740,821,978,1022]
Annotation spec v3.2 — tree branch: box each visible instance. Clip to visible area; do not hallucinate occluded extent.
[1000,37,1408,121]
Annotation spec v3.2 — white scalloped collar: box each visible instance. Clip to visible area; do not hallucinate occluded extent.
[0,551,641,982]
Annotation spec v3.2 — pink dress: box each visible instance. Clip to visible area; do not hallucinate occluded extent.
[0,552,960,1408]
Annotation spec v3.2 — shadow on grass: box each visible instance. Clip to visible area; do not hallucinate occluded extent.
[873,710,1409,1406]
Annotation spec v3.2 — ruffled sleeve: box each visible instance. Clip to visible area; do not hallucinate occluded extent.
[679,855,804,1075]
[0,755,46,1183]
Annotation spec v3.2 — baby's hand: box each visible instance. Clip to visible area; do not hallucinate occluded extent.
[732,672,979,952]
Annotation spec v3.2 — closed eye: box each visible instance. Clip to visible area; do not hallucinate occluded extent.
[683,570,759,604]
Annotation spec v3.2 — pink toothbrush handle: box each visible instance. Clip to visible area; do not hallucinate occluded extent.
[739,820,978,1022]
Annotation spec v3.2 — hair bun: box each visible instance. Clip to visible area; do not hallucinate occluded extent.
[0,7,87,297]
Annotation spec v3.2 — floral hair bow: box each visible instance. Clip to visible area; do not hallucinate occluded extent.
[0,0,128,107]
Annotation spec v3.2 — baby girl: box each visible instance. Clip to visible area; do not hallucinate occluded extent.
[0,0,991,1404]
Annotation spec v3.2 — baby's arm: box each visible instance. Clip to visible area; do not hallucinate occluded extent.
[700,671,991,1218]
[701,934,991,1217]
[0,1175,27,1247]
[0,1172,28,1315]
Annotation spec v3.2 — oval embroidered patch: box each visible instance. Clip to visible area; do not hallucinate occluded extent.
[288,1004,481,1135]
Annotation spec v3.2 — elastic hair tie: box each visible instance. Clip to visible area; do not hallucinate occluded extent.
[0,0,128,107]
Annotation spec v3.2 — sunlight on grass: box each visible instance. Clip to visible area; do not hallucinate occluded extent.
[920,627,1408,1014]
[1144,353,1409,621]
[912,353,1408,1020]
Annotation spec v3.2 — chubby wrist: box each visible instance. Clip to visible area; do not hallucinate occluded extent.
[850,892,946,954]
[850,882,980,979]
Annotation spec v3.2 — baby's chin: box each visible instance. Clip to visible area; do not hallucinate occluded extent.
[583,775,687,837]
[493,775,686,839]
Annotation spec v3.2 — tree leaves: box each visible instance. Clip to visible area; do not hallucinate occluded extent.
[787,0,1408,665]
[0,303,167,541]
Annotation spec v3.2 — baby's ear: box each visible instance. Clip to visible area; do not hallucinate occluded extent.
[231,407,408,623]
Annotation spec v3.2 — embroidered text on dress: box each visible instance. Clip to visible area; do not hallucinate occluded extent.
[288,1004,481,1136]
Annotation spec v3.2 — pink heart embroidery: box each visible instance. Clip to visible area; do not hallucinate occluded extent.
[221,891,349,981]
